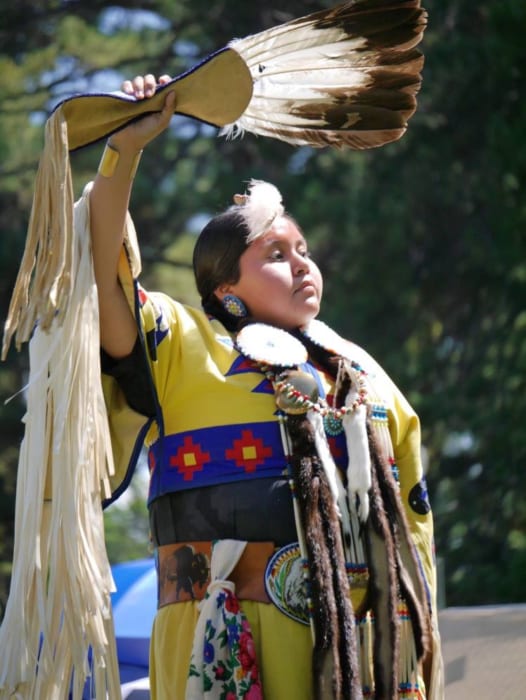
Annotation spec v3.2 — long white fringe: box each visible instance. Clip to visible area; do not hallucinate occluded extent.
[0,188,121,699]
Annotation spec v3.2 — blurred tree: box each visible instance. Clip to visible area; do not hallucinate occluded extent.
[103,460,151,563]
[0,0,525,616]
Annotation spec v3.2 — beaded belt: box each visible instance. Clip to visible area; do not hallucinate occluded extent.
[157,541,275,607]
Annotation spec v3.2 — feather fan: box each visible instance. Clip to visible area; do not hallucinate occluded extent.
[224,0,427,149]
[1,2,427,355]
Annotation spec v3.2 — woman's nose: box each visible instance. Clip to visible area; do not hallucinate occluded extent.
[292,252,308,275]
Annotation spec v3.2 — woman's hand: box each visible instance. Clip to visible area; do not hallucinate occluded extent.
[90,74,176,358]
[109,73,176,153]
[121,73,172,100]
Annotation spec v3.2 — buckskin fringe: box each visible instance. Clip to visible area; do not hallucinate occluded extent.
[0,188,121,700]
[2,107,73,359]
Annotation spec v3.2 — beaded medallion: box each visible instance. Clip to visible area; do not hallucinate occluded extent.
[235,322,368,417]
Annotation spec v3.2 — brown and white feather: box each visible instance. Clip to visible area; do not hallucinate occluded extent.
[224,0,427,149]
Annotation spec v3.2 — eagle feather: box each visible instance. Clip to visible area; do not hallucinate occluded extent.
[224,0,427,149]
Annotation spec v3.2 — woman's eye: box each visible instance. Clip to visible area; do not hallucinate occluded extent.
[298,248,311,259]
[269,250,284,260]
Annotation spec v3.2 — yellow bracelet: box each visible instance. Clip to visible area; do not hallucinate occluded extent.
[98,143,143,179]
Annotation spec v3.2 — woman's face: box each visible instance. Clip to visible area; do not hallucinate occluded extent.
[216,216,323,330]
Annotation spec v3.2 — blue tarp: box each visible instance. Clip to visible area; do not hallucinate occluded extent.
[82,558,157,698]
[111,558,157,669]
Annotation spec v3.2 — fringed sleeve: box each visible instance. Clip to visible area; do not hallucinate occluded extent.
[0,184,122,700]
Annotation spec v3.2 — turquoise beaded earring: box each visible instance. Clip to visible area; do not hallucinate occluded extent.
[222,294,248,318]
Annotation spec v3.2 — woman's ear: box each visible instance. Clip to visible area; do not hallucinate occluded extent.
[214,284,232,302]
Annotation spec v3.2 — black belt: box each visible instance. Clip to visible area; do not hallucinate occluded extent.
[149,476,297,546]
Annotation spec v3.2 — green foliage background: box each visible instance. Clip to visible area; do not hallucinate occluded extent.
[0,0,524,614]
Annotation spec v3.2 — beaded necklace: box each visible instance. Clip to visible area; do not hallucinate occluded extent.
[235,321,370,589]
[234,321,369,418]
[258,364,368,420]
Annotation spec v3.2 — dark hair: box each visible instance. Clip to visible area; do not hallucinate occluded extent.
[192,209,250,331]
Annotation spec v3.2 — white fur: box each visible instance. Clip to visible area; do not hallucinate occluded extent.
[234,179,284,242]
[309,410,344,514]
[342,401,371,523]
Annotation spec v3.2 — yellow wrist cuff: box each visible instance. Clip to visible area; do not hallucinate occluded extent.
[98,143,142,179]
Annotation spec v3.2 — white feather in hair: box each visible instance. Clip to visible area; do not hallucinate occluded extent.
[223,0,427,149]
[232,179,284,242]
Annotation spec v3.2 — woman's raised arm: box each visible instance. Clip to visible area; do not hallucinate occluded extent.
[89,74,175,358]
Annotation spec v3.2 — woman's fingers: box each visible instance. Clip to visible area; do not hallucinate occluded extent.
[121,74,172,99]
[142,74,157,98]
[111,75,176,150]
[121,79,134,95]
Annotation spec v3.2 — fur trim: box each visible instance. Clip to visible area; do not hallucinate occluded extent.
[364,425,401,699]
[364,419,432,698]
[286,413,362,700]
[367,422,432,661]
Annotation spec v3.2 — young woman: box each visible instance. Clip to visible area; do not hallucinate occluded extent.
[89,75,443,700]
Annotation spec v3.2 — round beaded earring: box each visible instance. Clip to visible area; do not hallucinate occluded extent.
[222,294,248,318]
